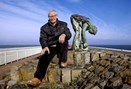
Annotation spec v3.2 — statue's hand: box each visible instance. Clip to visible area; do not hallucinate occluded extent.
[83,43,88,48]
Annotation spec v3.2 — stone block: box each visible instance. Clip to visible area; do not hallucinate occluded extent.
[92,85,100,89]
[73,52,84,67]
[0,74,7,80]
[104,72,114,79]
[94,65,104,74]
[109,77,123,88]
[123,56,130,60]
[39,83,52,89]
[61,68,71,85]
[47,68,61,84]
[99,52,106,57]
[71,69,82,81]
[122,84,131,89]
[119,53,125,58]
[91,52,100,62]
[118,59,129,67]
[84,83,93,89]
[122,69,131,77]
[87,72,95,79]
[53,83,64,89]
[90,76,100,84]
[99,80,108,89]
[112,58,122,63]
[98,68,108,77]
[76,77,85,86]
[106,50,114,55]
[87,65,95,72]
[19,65,35,81]
[111,54,120,58]
[7,84,28,89]
[8,66,22,86]
[129,62,131,69]
[0,80,6,89]
[99,60,110,67]
[82,70,91,79]
[124,77,131,84]
[67,51,74,65]
[82,51,90,64]
[100,53,111,60]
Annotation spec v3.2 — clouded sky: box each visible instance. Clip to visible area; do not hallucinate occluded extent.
[0,0,131,45]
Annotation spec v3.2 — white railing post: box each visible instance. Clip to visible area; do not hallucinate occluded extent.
[4,51,7,65]
[17,50,18,61]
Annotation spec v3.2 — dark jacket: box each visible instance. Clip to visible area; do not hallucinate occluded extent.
[40,19,72,49]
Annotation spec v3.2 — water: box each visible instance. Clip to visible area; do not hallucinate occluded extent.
[0,45,131,50]
[90,45,131,50]
[0,45,40,49]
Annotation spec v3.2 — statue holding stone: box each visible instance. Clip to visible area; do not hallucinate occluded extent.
[70,14,97,51]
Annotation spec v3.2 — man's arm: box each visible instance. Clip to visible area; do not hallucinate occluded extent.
[39,27,48,49]
[64,23,72,40]
[39,27,50,55]
[58,23,71,44]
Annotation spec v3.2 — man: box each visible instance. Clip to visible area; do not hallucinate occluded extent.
[70,14,97,51]
[28,10,71,86]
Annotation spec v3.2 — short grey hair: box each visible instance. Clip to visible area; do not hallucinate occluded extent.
[48,9,57,16]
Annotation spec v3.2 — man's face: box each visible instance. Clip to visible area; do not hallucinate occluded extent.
[48,12,57,24]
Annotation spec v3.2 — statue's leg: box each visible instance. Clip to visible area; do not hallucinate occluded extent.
[71,18,80,50]
[81,23,88,50]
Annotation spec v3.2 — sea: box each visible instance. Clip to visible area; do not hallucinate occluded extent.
[0,45,131,50]
[90,45,131,50]
[0,45,40,49]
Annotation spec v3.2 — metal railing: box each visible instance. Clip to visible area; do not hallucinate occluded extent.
[0,46,41,65]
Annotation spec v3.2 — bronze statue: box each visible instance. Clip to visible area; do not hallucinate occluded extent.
[70,14,97,51]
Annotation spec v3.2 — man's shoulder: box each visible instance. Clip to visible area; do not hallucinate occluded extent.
[41,23,49,30]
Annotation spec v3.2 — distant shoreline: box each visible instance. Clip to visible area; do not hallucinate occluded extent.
[0,45,131,50]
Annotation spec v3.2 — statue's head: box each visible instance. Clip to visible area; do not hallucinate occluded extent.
[88,25,97,35]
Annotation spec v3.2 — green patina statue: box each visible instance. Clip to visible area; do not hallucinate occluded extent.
[70,14,97,51]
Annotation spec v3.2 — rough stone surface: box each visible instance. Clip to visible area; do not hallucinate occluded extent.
[67,51,74,65]
[61,68,71,85]
[82,51,90,64]
[0,80,6,89]
[71,48,131,89]
[73,51,85,67]
[8,66,21,87]
[19,64,36,81]
[91,52,100,61]
[47,68,61,83]
[71,69,82,81]
[0,48,131,89]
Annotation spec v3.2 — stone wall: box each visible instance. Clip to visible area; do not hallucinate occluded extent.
[72,49,131,89]
[0,48,131,89]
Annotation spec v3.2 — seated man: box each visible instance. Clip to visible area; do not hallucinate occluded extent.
[70,14,97,51]
[28,10,71,86]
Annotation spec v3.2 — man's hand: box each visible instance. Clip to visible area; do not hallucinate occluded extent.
[40,47,50,55]
[59,34,66,44]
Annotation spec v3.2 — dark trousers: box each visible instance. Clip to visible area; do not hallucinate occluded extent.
[34,41,68,81]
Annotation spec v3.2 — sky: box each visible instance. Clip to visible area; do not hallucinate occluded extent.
[0,0,131,45]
